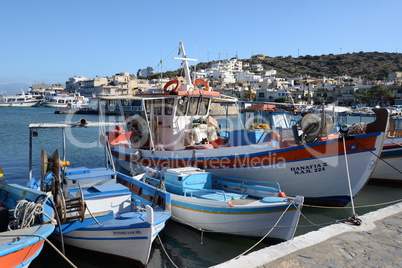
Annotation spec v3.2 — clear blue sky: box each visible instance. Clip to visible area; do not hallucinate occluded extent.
[1,0,401,90]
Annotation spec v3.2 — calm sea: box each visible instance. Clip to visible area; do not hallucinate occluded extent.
[0,107,401,268]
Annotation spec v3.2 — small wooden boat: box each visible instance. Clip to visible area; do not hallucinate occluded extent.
[0,169,55,267]
[28,121,171,266]
[138,167,304,241]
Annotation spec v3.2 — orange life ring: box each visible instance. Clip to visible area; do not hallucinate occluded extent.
[193,79,210,91]
[163,80,181,92]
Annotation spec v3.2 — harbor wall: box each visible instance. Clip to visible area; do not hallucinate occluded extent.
[214,201,402,268]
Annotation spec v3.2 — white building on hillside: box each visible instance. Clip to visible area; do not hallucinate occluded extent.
[66,76,87,92]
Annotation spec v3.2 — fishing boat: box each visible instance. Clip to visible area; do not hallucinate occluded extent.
[370,116,402,182]
[28,120,171,266]
[138,167,304,241]
[0,92,41,107]
[0,167,55,267]
[102,41,389,207]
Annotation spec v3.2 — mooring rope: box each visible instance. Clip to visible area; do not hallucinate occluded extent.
[218,201,295,265]
[156,234,179,268]
[354,137,402,175]
[304,198,402,209]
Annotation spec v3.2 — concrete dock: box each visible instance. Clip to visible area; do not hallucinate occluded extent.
[215,202,402,268]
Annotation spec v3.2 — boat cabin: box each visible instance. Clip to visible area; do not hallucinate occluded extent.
[102,91,220,151]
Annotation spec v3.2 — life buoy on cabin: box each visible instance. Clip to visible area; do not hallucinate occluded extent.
[163,80,181,92]
[193,79,210,91]
[269,131,280,141]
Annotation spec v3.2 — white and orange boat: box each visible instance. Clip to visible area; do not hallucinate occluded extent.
[101,41,389,207]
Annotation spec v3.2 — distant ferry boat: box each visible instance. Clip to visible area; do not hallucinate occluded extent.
[0,92,41,107]
[42,91,89,108]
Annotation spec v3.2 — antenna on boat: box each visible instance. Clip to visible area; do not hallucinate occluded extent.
[173,41,198,91]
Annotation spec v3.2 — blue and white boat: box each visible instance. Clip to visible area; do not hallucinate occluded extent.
[0,168,55,267]
[138,167,304,241]
[28,121,171,266]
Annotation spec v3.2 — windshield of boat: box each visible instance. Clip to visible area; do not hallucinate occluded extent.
[176,96,210,116]
[271,113,292,128]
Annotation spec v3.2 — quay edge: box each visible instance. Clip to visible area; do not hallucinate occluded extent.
[213,201,402,268]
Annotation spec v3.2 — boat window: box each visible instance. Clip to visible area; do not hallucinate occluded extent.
[131,100,141,107]
[154,99,162,115]
[165,98,174,115]
[176,96,188,116]
[121,99,129,106]
[394,118,402,131]
[199,98,209,115]
[271,113,291,128]
[188,97,198,116]
[145,100,151,115]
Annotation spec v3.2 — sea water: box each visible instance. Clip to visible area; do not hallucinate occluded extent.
[0,107,401,267]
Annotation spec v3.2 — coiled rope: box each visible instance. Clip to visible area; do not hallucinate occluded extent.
[8,195,55,230]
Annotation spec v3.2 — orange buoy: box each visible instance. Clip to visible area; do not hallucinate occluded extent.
[193,79,210,91]
[163,80,181,92]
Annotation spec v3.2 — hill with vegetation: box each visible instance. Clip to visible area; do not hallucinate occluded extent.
[160,52,402,81]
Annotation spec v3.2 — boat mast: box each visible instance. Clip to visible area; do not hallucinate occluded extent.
[173,41,197,91]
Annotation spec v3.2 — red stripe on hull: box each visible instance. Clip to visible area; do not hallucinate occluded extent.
[114,135,378,169]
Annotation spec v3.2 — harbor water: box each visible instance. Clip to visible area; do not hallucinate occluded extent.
[0,106,401,267]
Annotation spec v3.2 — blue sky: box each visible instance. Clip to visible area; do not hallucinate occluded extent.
[1,0,401,90]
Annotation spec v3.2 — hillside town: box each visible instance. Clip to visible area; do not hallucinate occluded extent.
[20,57,402,107]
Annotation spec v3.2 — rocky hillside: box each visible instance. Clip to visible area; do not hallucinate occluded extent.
[195,52,402,81]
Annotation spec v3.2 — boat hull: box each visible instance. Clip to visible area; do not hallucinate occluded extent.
[55,220,166,265]
[41,102,70,108]
[113,132,385,207]
[0,224,54,268]
[0,100,40,107]
[370,138,402,182]
[170,194,303,240]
